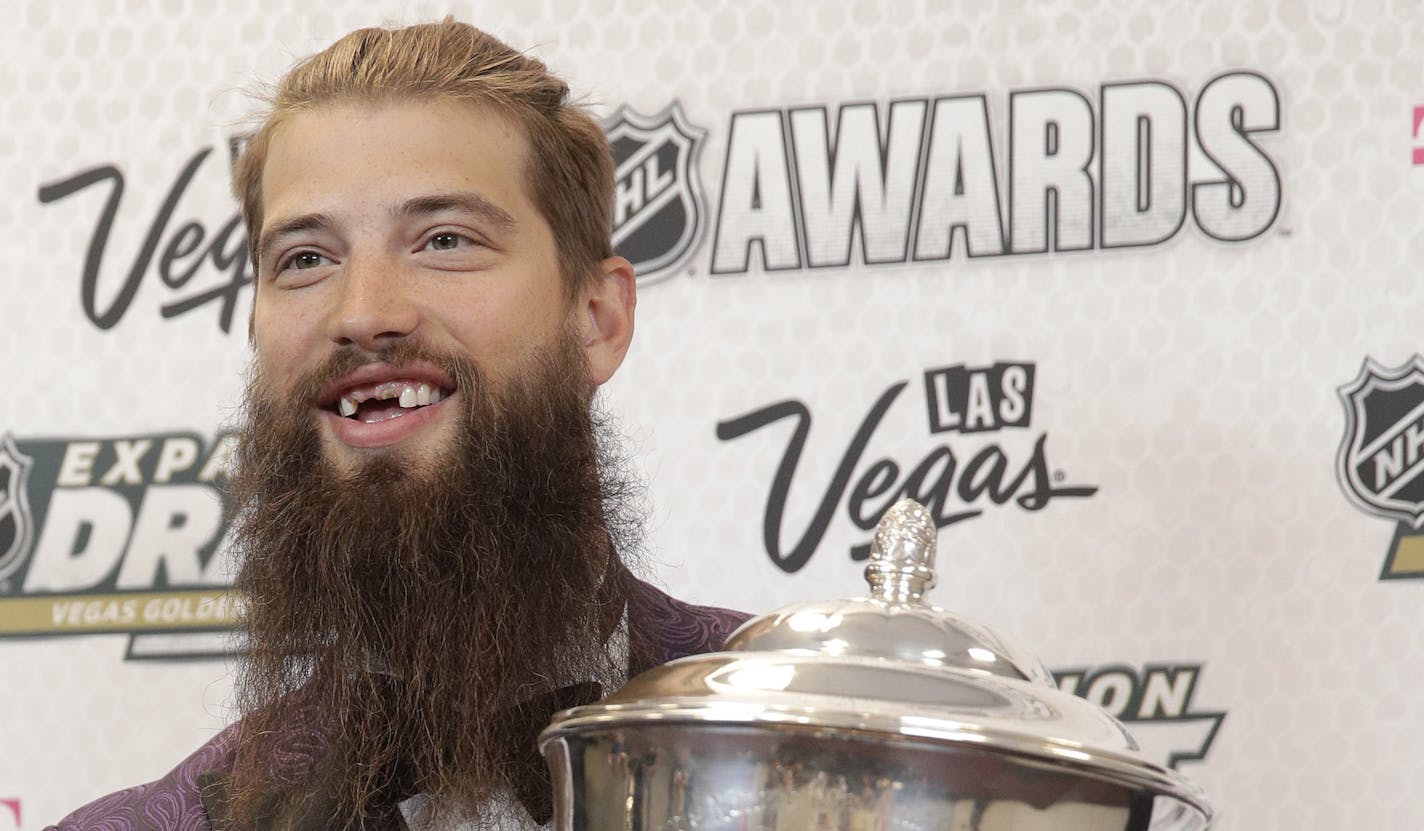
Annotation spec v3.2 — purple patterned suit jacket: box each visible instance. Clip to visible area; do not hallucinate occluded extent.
[47,578,750,831]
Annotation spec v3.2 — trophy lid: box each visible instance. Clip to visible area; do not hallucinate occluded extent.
[544,499,1212,827]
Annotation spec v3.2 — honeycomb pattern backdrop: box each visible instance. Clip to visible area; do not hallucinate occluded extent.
[2,0,1422,828]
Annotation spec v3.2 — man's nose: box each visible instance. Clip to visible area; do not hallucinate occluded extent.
[325,253,420,350]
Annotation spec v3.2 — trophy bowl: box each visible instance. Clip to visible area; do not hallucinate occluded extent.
[540,500,1212,830]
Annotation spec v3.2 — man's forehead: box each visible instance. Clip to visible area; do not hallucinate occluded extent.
[268,96,528,147]
[258,97,535,228]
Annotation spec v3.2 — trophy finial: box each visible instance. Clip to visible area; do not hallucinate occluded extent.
[864,498,937,604]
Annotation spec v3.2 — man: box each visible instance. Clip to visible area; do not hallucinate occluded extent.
[49,19,747,831]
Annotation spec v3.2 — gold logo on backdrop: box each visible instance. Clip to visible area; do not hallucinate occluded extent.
[0,431,240,657]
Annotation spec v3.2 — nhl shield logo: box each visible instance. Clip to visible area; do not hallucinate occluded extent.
[0,434,34,591]
[605,103,707,286]
[1338,356,1424,529]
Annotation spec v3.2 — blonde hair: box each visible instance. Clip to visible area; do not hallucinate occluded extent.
[234,19,614,296]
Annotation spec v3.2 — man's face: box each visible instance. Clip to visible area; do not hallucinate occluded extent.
[230,97,640,825]
[253,99,572,474]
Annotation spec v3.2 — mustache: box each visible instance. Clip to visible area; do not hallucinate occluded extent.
[274,339,476,409]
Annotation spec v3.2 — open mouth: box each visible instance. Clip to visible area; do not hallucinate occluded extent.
[324,379,456,424]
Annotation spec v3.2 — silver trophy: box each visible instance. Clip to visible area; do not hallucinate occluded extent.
[541,499,1212,830]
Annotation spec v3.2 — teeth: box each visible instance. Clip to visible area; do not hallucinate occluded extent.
[338,381,446,416]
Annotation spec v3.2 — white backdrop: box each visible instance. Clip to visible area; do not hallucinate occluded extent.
[2,1,1423,829]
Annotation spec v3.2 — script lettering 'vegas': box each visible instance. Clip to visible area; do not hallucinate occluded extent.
[37,148,251,333]
[717,367,1096,572]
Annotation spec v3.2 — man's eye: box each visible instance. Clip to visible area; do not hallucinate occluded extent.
[288,251,327,270]
[427,232,466,251]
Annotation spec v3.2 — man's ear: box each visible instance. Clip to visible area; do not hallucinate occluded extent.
[578,256,637,385]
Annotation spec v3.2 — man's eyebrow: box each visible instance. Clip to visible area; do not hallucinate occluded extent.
[257,213,334,263]
[395,192,517,231]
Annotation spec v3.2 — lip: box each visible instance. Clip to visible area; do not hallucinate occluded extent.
[315,361,459,450]
[322,393,454,449]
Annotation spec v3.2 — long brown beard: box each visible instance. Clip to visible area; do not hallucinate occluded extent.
[222,332,643,828]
